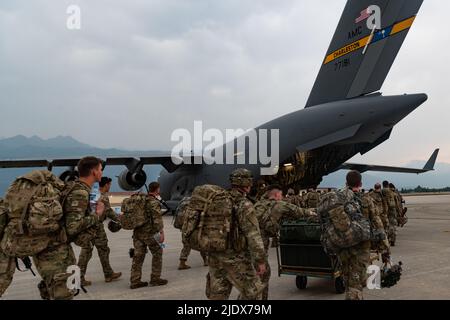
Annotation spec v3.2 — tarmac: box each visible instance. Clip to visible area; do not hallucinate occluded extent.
[2,194,450,300]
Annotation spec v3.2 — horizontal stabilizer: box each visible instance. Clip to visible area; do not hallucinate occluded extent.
[338,149,439,174]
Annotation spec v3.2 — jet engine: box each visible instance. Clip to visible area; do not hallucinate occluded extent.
[118,169,147,191]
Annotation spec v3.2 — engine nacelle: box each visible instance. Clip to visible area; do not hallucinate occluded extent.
[118,169,147,191]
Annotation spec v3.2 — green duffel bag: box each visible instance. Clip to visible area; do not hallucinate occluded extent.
[280,220,322,244]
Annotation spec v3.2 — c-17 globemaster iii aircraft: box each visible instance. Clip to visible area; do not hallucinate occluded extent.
[0,0,438,209]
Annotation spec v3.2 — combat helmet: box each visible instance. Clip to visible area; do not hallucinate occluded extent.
[229,168,253,187]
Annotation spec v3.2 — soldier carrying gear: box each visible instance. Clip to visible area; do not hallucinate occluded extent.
[319,171,373,300]
[199,168,266,300]
[1,170,80,300]
[382,181,398,246]
[254,185,315,300]
[129,182,168,289]
[175,197,208,270]
[77,176,122,285]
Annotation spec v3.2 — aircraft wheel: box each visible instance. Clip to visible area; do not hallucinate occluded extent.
[296,276,307,290]
[335,276,345,294]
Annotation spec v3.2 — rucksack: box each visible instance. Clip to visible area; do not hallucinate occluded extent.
[173,197,190,230]
[120,194,148,230]
[181,185,233,253]
[318,189,371,254]
[1,170,65,257]
[0,198,8,241]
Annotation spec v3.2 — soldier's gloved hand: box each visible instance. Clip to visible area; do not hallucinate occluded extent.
[95,201,105,217]
[256,263,266,277]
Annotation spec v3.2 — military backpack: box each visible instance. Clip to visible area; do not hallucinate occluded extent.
[173,197,190,230]
[120,194,148,230]
[1,170,66,257]
[182,185,233,253]
[318,189,371,254]
[0,198,8,241]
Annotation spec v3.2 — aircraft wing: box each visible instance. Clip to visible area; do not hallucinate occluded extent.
[338,149,439,174]
[0,153,203,173]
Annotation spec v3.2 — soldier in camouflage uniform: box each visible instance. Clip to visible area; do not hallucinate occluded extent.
[77,177,122,285]
[255,185,315,300]
[130,182,167,289]
[206,168,266,300]
[64,157,106,287]
[0,198,14,297]
[390,184,405,227]
[335,171,388,300]
[369,184,390,232]
[382,181,398,246]
[177,196,208,270]
[305,188,320,208]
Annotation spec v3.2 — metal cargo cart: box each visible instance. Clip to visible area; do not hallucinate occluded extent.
[276,220,345,294]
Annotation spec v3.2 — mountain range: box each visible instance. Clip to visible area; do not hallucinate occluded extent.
[0,135,447,194]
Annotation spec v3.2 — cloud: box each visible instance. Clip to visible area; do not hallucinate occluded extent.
[0,0,446,167]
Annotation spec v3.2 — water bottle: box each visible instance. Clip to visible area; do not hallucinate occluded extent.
[153,233,166,249]
[89,182,101,213]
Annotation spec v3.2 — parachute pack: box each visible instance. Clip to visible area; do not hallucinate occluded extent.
[1,170,66,257]
[318,189,371,254]
[182,185,233,253]
[119,194,148,230]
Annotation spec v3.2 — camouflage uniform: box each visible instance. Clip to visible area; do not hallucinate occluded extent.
[77,193,119,279]
[64,181,99,246]
[130,194,164,285]
[254,199,313,300]
[369,190,390,232]
[382,187,398,245]
[206,188,266,300]
[305,191,320,208]
[393,189,404,226]
[335,189,370,300]
[179,240,208,265]
[2,175,77,300]
[0,199,14,297]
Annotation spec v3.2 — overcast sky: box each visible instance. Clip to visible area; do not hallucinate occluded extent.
[0,0,447,166]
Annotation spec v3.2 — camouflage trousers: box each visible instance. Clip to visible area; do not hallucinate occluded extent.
[338,245,370,300]
[77,223,114,278]
[0,251,15,297]
[388,216,398,244]
[130,236,163,284]
[179,238,208,263]
[1,243,76,300]
[206,251,264,300]
[35,243,77,300]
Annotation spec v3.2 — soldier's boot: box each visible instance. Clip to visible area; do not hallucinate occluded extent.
[178,260,191,270]
[130,281,148,289]
[81,277,92,287]
[105,272,122,283]
[150,276,168,286]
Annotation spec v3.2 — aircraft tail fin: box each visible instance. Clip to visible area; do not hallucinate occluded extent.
[423,149,439,171]
[306,0,424,108]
